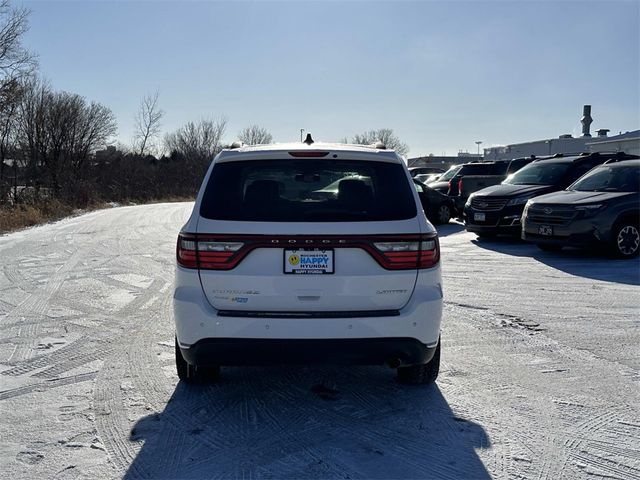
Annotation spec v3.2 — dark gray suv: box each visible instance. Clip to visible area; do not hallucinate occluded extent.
[522,158,640,258]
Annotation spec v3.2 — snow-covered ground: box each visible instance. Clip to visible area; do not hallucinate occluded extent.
[0,203,638,479]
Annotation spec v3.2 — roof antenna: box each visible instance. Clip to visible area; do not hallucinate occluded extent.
[303,132,314,145]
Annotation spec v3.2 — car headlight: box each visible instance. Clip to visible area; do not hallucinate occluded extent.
[522,200,534,216]
[506,196,531,206]
[465,194,475,208]
[575,204,604,218]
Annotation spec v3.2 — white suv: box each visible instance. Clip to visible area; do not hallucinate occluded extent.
[173,139,443,384]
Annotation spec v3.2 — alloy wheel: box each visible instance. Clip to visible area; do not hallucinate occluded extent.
[438,205,451,224]
[617,225,640,256]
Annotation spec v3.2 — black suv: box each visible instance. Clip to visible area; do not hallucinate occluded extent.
[446,161,511,197]
[463,152,633,237]
[522,158,640,258]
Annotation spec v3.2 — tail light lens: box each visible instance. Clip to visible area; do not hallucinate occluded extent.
[177,233,439,271]
[373,235,439,270]
[177,234,245,270]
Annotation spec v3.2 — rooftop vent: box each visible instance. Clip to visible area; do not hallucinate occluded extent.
[372,142,386,149]
[303,133,314,145]
[581,105,592,138]
[558,134,573,139]
[597,129,609,138]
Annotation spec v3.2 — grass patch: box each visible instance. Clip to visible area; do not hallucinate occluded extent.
[0,199,76,234]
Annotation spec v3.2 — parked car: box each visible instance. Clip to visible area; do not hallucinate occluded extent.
[522,158,640,257]
[463,152,631,237]
[447,161,510,194]
[445,161,511,211]
[457,156,544,208]
[428,165,463,193]
[174,139,443,385]
[409,166,446,177]
[414,179,456,224]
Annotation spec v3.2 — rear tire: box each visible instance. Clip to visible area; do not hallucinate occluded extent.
[612,220,640,258]
[397,339,440,385]
[175,338,220,383]
[436,205,451,224]
[536,243,562,252]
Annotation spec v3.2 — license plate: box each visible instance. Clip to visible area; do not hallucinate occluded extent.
[474,213,485,222]
[538,225,553,236]
[284,249,334,274]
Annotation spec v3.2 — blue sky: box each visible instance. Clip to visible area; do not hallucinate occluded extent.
[21,0,640,157]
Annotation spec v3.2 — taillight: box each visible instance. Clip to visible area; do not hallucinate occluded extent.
[176,235,197,268]
[177,234,245,270]
[177,233,439,271]
[373,235,439,270]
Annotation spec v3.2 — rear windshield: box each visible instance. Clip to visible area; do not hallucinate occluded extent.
[439,166,462,181]
[503,162,571,186]
[200,159,417,222]
[459,163,509,175]
[570,165,640,192]
[507,158,533,174]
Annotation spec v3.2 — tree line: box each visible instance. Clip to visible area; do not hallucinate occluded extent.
[0,1,409,211]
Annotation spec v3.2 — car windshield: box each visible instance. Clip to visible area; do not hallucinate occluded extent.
[503,162,571,185]
[438,166,462,182]
[200,159,417,222]
[569,165,640,192]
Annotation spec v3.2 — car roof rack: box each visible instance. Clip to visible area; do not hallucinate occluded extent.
[604,152,639,164]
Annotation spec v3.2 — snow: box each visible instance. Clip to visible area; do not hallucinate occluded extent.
[0,203,638,479]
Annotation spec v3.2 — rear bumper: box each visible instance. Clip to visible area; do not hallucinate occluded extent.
[174,266,443,352]
[179,337,437,367]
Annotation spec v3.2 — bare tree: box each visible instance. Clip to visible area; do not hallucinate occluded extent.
[0,1,37,96]
[16,79,117,198]
[238,124,272,145]
[133,90,163,156]
[0,1,35,202]
[351,128,409,156]
[164,117,227,162]
[0,77,22,201]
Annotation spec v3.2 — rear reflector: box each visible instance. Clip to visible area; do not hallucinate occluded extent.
[177,233,439,271]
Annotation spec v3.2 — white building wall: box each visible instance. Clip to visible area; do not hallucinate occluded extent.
[587,136,640,156]
[484,137,592,161]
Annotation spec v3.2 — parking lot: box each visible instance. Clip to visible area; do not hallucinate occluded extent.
[0,202,638,479]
